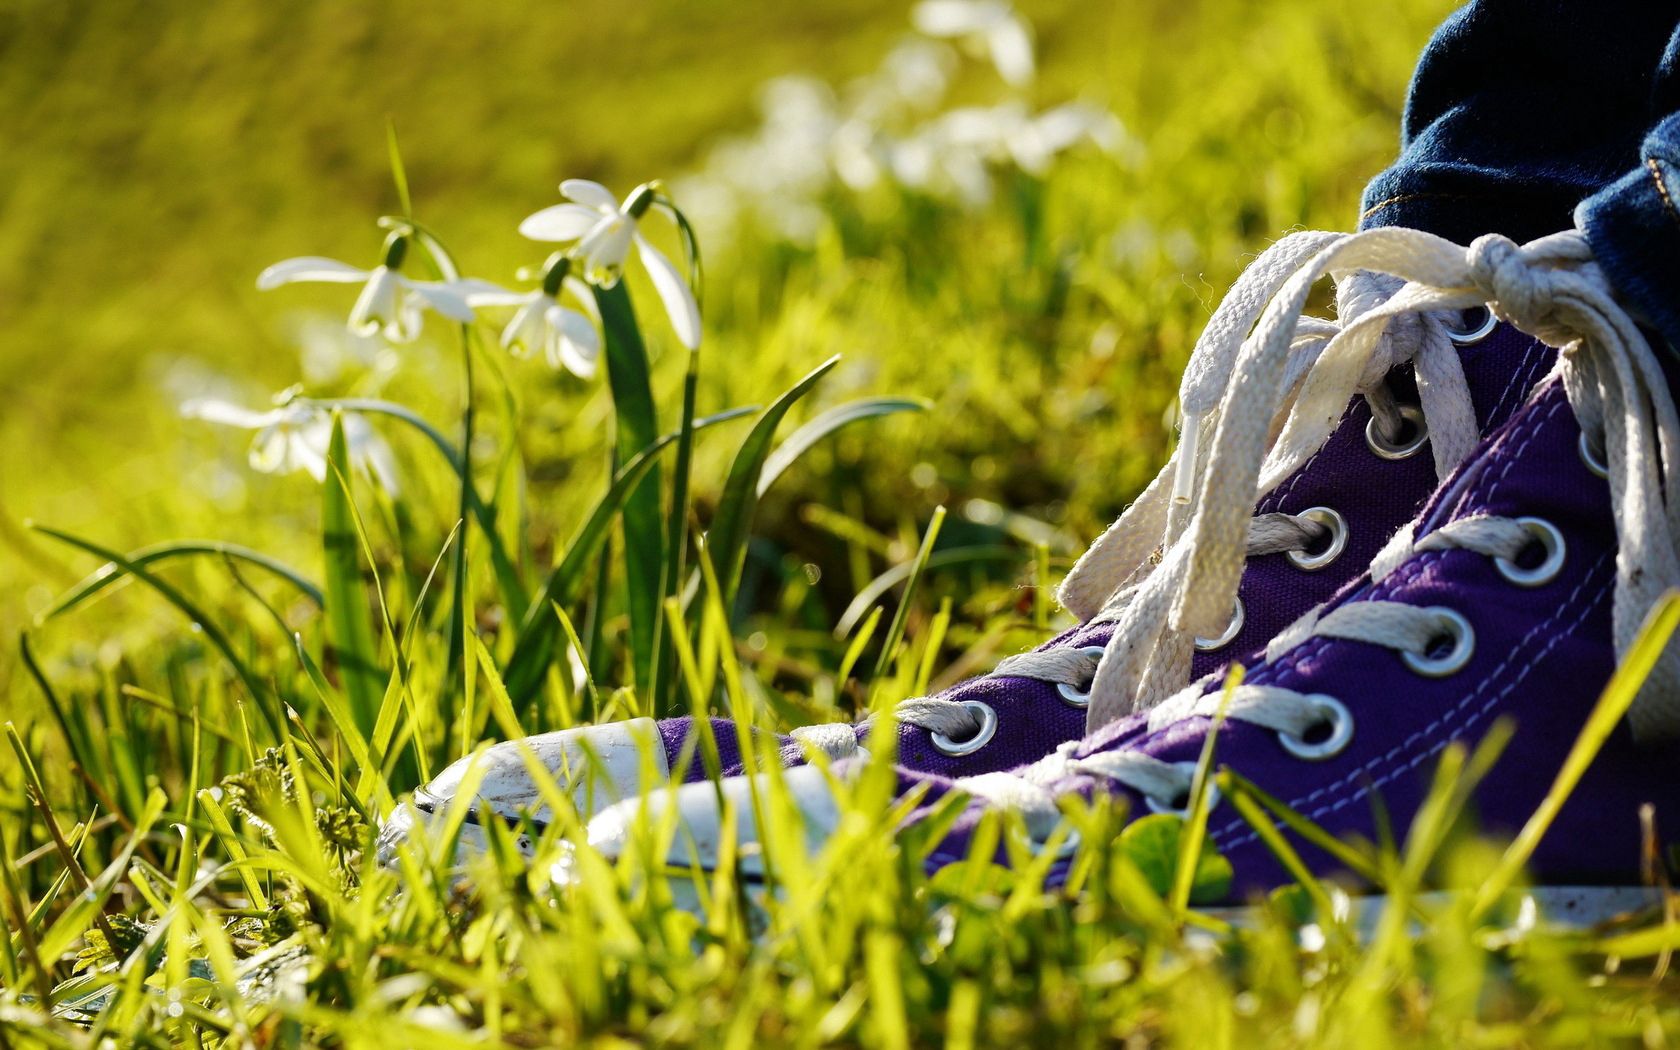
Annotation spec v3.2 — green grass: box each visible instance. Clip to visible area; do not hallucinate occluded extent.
[9,0,1680,1044]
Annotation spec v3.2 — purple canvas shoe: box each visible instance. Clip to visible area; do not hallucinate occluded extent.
[378,226,1558,861]
[591,229,1680,920]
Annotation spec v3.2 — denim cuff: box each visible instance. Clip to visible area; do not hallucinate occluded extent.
[1359,169,1583,247]
[1577,112,1680,355]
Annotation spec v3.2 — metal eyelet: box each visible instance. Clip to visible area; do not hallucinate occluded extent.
[1578,432,1610,480]
[930,700,998,756]
[1277,694,1355,761]
[1193,597,1245,652]
[1054,646,1108,709]
[1494,517,1566,588]
[1365,403,1430,461]
[1286,507,1348,572]
[1444,305,1497,345]
[1401,607,1475,677]
[1145,761,1222,817]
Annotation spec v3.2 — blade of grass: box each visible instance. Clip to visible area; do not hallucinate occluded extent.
[293,631,373,777]
[837,606,884,689]
[653,343,703,718]
[502,412,748,703]
[40,540,322,619]
[386,120,414,218]
[197,790,268,909]
[1219,775,1338,916]
[756,396,927,497]
[28,523,282,739]
[35,789,166,966]
[1217,766,1384,885]
[1472,590,1680,918]
[1170,664,1238,917]
[834,545,1020,638]
[5,725,115,950]
[445,323,478,681]
[707,355,839,613]
[595,282,664,694]
[323,412,387,737]
[310,397,526,611]
[870,505,947,684]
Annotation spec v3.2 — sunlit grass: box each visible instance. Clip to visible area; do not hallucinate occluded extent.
[11,0,1680,1045]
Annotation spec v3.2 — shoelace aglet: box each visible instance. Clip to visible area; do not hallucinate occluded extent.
[1172,411,1203,505]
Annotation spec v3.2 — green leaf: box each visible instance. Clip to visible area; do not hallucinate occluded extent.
[596,282,664,693]
[292,631,372,777]
[654,349,702,717]
[35,789,166,966]
[871,505,945,683]
[308,396,527,615]
[40,540,322,619]
[757,396,927,498]
[501,434,670,704]
[323,412,385,737]
[386,120,413,218]
[708,355,839,612]
[28,525,282,740]
[834,546,1021,638]
[1119,813,1233,906]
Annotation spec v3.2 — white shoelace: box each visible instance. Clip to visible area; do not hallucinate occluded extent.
[952,228,1680,829]
[794,228,1489,759]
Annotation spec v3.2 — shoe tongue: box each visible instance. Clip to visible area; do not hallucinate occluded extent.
[1417,374,1574,536]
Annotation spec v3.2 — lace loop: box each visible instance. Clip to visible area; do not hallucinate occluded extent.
[795,229,1492,760]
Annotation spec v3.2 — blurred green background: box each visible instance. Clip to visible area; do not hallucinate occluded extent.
[0,0,1453,705]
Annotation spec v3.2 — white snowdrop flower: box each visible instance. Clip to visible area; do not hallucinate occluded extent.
[833,118,891,192]
[759,77,839,141]
[899,101,1130,205]
[877,39,957,111]
[912,0,1034,86]
[465,259,603,379]
[1010,101,1135,173]
[890,125,995,207]
[180,398,400,494]
[518,180,701,349]
[257,235,474,344]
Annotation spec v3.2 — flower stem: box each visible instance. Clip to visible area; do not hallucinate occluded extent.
[446,323,476,681]
[654,344,702,717]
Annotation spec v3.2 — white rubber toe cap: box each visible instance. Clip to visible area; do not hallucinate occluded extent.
[377,717,670,863]
[585,764,845,878]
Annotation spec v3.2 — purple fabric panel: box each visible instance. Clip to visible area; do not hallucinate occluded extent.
[924,378,1680,900]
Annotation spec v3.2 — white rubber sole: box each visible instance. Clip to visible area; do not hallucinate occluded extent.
[627,880,1666,942]
[1201,885,1666,936]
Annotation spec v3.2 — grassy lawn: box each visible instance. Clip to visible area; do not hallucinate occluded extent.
[10,0,1680,1044]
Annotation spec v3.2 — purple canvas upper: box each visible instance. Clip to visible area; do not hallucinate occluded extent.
[916,377,1680,899]
[654,320,1558,783]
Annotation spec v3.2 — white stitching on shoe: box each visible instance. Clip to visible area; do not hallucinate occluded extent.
[1484,336,1541,430]
[1212,549,1610,851]
[1206,390,1582,842]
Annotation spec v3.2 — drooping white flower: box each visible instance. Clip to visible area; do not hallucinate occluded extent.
[1007,101,1134,173]
[257,241,474,343]
[465,266,603,379]
[518,180,701,350]
[889,122,995,207]
[912,0,1034,86]
[891,101,1133,206]
[181,398,400,494]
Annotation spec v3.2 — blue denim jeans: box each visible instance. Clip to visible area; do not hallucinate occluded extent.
[1361,1,1680,349]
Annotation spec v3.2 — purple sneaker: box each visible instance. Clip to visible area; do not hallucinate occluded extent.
[593,229,1680,920]
[379,227,1557,861]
